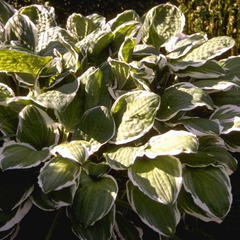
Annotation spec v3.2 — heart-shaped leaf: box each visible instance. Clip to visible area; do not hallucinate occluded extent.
[17,105,59,150]
[129,155,182,205]
[126,181,180,237]
[72,106,115,153]
[68,205,115,240]
[183,166,232,220]
[111,90,160,144]
[72,172,118,228]
[38,156,81,193]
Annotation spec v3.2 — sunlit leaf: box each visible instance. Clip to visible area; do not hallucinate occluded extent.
[143,130,198,158]
[4,13,38,51]
[142,4,185,48]
[0,49,52,78]
[111,90,160,144]
[157,82,214,121]
[104,145,139,170]
[72,106,115,153]
[129,156,182,205]
[38,156,81,193]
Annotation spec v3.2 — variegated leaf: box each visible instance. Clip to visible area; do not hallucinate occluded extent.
[180,135,237,175]
[129,155,182,205]
[126,181,180,237]
[0,141,49,171]
[183,166,232,221]
[142,130,198,158]
[157,82,214,121]
[103,145,139,170]
[38,156,81,193]
[71,172,118,228]
[142,4,185,49]
[111,90,160,144]
[17,105,59,150]
[68,205,115,240]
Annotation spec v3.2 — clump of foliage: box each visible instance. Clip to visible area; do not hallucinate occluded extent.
[177,0,240,55]
[0,0,239,239]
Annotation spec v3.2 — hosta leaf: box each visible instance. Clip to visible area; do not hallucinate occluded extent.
[174,60,225,79]
[194,79,238,93]
[156,82,214,121]
[54,88,84,132]
[210,104,240,134]
[0,83,15,105]
[0,49,52,78]
[0,169,34,211]
[104,145,139,170]
[220,55,240,80]
[180,135,237,175]
[72,172,118,228]
[38,156,81,193]
[126,181,180,237]
[177,186,221,223]
[108,58,136,92]
[80,67,111,111]
[76,28,114,64]
[166,32,208,59]
[0,105,18,136]
[143,130,198,158]
[32,181,79,211]
[220,131,240,152]
[111,21,141,53]
[36,78,80,111]
[19,4,57,36]
[142,4,185,49]
[68,204,115,240]
[4,13,38,51]
[0,141,50,171]
[111,90,160,144]
[83,161,110,178]
[108,9,140,31]
[210,86,240,106]
[51,141,88,165]
[119,37,136,63]
[179,117,221,136]
[0,199,32,232]
[0,0,16,26]
[72,106,115,153]
[169,36,235,71]
[133,44,160,58]
[17,105,59,150]
[129,156,182,205]
[115,211,143,240]
[66,13,97,41]
[183,166,232,220]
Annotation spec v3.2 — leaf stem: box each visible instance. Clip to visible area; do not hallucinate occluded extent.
[45,208,65,240]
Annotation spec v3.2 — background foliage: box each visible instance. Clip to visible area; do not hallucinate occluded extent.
[6,0,240,54]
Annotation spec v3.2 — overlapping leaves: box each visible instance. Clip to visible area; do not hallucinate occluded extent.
[0,1,239,240]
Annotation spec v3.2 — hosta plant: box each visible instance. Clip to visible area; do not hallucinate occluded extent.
[0,0,239,239]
